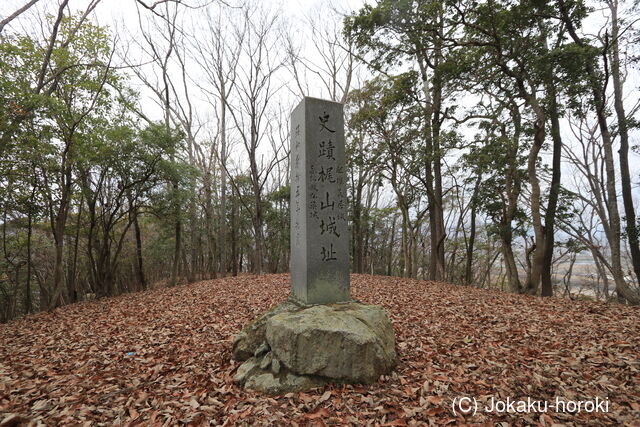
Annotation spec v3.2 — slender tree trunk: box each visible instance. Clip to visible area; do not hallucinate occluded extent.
[204,168,217,279]
[25,211,33,314]
[353,186,363,274]
[25,179,36,314]
[170,212,181,286]
[251,154,264,275]
[49,170,72,310]
[465,176,481,285]
[400,209,409,278]
[410,227,419,278]
[588,66,635,303]
[185,133,197,283]
[432,110,445,280]
[253,209,264,275]
[51,220,66,308]
[231,193,238,276]
[524,102,546,295]
[68,191,84,303]
[417,52,445,281]
[188,208,197,283]
[219,100,227,278]
[388,214,397,276]
[502,231,522,293]
[431,16,446,280]
[609,0,640,284]
[132,209,146,290]
[541,84,562,297]
[559,0,639,304]
[592,251,609,300]
[594,93,631,302]
[11,266,21,319]
[416,56,438,281]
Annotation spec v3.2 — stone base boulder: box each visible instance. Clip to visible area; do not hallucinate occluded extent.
[232,300,397,394]
[231,300,299,361]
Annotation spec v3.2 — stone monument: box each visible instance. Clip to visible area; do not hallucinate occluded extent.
[290,97,349,304]
[231,97,397,395]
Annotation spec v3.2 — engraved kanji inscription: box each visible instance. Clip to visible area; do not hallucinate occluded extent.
[320,216,340,237]
[319,140,336,160]
[320,192,335,210]
[321,243,337,261]
[317,166,336,183]
[319,112,335,133]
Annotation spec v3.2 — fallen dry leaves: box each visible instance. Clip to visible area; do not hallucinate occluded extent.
[1,274,639,425]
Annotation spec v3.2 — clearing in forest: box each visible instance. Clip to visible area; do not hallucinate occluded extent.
[1,274,639,425]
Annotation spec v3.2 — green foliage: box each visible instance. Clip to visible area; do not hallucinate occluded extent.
[348,73,422,168]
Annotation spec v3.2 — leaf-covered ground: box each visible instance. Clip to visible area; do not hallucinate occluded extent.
[1,274,639,426]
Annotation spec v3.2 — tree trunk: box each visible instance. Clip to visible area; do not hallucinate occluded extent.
[400,208,409,278]
[219,100,227,278]
[231,193,238,276]
[25,186,35,314]
[431,20,446,280]
[253,211,264,275]
[559,0,639,304]
[186,133,197,284]
[524,100,546,295]
[132,210,146,290]
[432,120,445,280]
[170,215,181,286]
[203,168,217,279]
[541,83,562,297]
[465,176,481,285]
[595,89,633,302]
[388,214,397,276]
[68,191,83,303]
[251,163,264,275]
[49,172,72,310]
[502,231,522,293]
[609,0,640,285]
[51,223,66,309]
[352,185,364,274]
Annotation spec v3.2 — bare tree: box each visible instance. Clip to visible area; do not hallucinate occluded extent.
[224,3,288,274]
[127,0,185,286]
[607,0,640,286]
[558,0,639,304]
[560,114,639,303]
[191,3,243,277]
[285,4,357,103]
[0,0,42,34]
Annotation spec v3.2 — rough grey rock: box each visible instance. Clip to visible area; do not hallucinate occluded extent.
[254,342,270,358]
[244,371,324,395]
[233,355,326,395]
[266,302,397,383]
[233,357,260,384]
[259,352,273,370]
[271,358,281,374]
[232,300,397,394]
[232,300,300,361]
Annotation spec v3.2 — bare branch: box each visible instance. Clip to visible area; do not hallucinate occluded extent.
[0,0,41,34]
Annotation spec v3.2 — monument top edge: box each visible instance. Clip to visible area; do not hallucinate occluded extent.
[296,96,345,106]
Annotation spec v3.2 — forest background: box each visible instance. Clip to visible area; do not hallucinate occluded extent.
[1,0,640,322]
